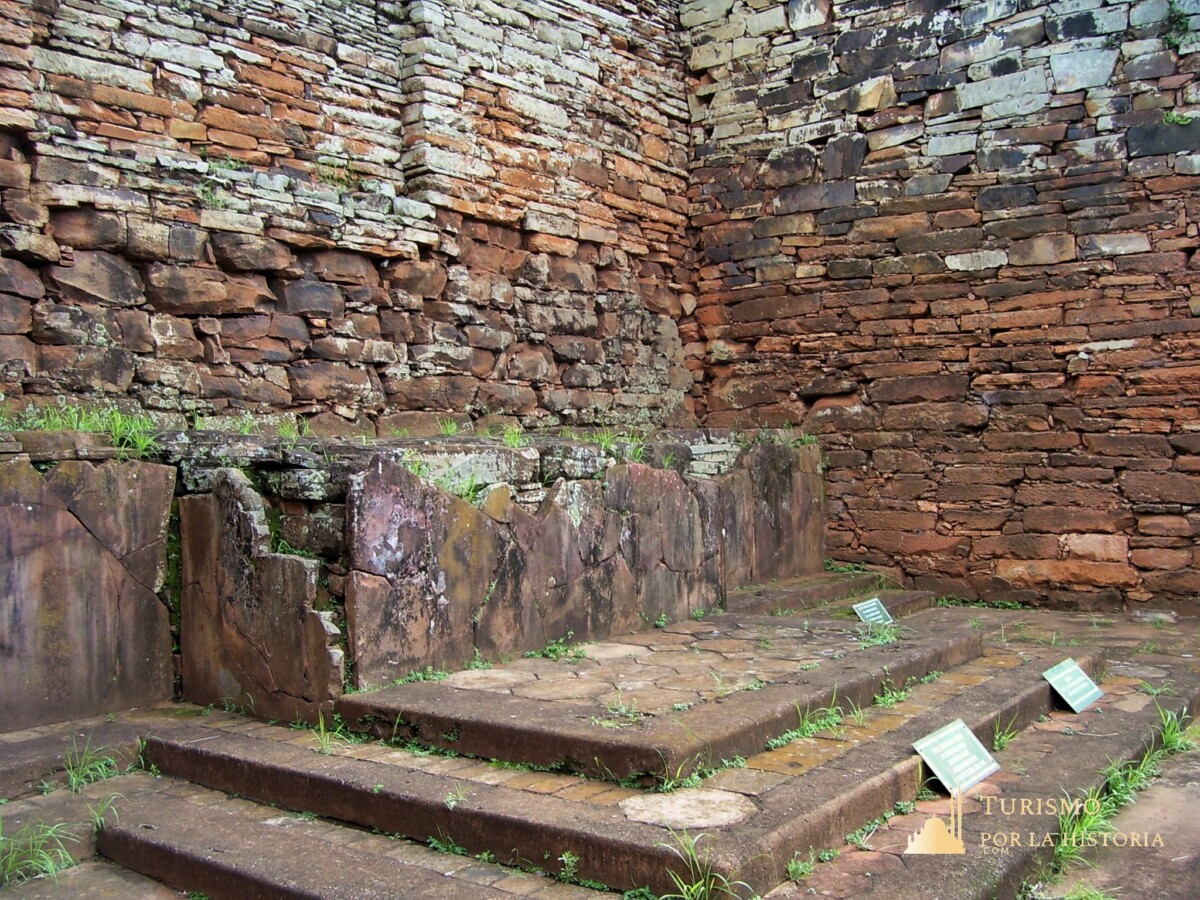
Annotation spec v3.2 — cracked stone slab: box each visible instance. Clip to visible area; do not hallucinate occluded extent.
[620,788,757,828]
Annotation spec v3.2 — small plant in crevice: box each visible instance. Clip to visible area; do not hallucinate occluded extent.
[1165,0,1192,52]
[465,648,491,670]
[1138,680,1175,697]
[993,716,1019,752]
[60,735,121,793]
[857,622,902,647]
[391,665,450,685]
[444,783,469,810]
[85,793,122,833]
[1159,709,1197,756]
[786,849,816,881]
[400,451,432,479]
[524,631,588,663]
[0,820,79,887]
[823,558,869,574]
[845,699,868,727]
[427,832,468,856]
[501,423,529,448]
[766,698,842,750]
[556,849,580,883]
[311,711,344,755]
[873,675,909,708]
[656,829,751,900]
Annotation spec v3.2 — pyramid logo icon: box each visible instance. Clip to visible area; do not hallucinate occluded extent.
[904,786,966,855]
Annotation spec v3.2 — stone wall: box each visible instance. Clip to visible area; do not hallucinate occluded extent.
[0,449,174,730]
[168,431,823,711]
[683,0,1200,609]
[0,0,691,431]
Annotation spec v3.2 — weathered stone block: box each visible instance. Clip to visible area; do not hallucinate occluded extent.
[1,460,173,730]
[50,209,128,252]
[1008,233,1076,266]
[1128,120,1200,157]
[181,470,342,723]
[280,279,345,318]
[787,0,830,30]
[0,258,44,300]
[48,251,144,308]
[211,233,294,271]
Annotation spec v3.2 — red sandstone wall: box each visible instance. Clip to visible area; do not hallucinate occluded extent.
[0,0,692,431]
[683,0,1200,609]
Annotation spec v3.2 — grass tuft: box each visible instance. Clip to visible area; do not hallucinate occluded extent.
[0,820,78,887]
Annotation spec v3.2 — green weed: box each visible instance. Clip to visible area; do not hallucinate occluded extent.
[656,830,751,900]
[1165,0,1192,51]
[766,699,842,750]
[1138,681,1175,697]
[823,558,868,574]
[502,423,528,448]
[0,820,78,887]
[857,622,901,647]
[786,849,815,881]
[525,632,587,663]
[444,783,469,810]
[62,736,120,793]
[993,717,1018,752]
[873,677,909,708]
[1,402,159,460]
[394,666,450,684]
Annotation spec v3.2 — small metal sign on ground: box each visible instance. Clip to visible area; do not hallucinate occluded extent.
[852,597,893,625]
[1042,659,1103,713]
[913,718,1000,796]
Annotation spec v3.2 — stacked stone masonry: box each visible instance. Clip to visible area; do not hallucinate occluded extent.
[682,0,1200,609]
[0,0,692,434]
[2,0,1200,609]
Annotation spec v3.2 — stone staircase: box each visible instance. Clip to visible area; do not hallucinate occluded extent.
[4,575,1199,899]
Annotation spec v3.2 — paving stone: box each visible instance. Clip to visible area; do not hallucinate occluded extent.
[619,788,757,828]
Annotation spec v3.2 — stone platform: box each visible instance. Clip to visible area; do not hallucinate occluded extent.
[4,577,1199,898]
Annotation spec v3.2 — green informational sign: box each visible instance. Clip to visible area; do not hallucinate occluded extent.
[1042,658,1103,713]
[913,719,1000,796]
[852,597,894,625]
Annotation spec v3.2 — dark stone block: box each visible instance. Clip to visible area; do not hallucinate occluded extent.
[280,279,345,318]
[774,180,856,214]
[976,184,1038,211]
[758,147,817,187]
[1128,121,1200,158]
[822,134,867,179]
[792,48,832,80]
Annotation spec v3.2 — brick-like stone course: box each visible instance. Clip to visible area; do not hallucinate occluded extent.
[682,0,1200,608]
[0,0,691,428]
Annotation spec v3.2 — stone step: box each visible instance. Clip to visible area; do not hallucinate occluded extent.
[1,859,181,900]
[96,789,540,900]
[724,571,884,615]
[138,631,1092,895]
[734,586,936,622]
[0,772,155,871]
[0,719,143,800]
[768,662,1200,900]
[336,605,982,780]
